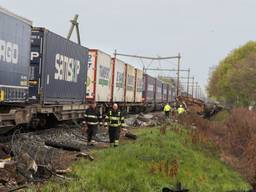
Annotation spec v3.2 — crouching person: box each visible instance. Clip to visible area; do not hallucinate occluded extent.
[84,101,102,146]
[105,103,125,147]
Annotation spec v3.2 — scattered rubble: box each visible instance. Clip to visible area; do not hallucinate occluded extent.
[0,125,98,191]
[125,112,169,127]
[0,112,165,191]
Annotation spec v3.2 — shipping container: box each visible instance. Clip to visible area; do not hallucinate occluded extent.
[125,64,135,102]
[155,79,162,103]
[134,68,143,103]
[162,83,168,103]
[168,84,175,102]
[111,58,126,102]
[86,49,112,102]
[142,74,155,103]
[0,7,32,103]
[30,28,88,104]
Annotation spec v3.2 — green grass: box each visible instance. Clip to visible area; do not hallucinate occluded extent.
[35,125,250,192]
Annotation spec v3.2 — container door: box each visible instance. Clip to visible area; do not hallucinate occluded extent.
[30,29,44,102]
[86,50,97,100]
[135,69,143,103]
[113,59,125,102]
[95,51,112,102]
[125,64,135,102]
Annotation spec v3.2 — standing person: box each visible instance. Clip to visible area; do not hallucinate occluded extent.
[163,103,172,118]
[84,102,102,146]
[105,103,125,147]
[177,105,186,115]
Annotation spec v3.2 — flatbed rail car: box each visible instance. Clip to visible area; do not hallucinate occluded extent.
[0,104,87,134]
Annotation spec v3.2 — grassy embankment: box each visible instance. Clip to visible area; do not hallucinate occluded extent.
[33,124,250,192]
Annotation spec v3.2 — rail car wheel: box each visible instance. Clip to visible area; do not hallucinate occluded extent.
[31,114,57,129]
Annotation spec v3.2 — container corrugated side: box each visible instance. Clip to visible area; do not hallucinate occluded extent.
[168,85,175,102]
[112,58,125,102]
[0,8,31,102]
[162,83,168,103]
[125,64,135,102]
[86,50,97,100]
[95,50,112,102]
[135,68,143,103]
[155,79,162,103]
[143,74,155,103]
[30,28,88,104]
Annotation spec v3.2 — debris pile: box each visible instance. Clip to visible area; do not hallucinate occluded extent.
[125,112,169,127]
[0,126,104,191]
[0,111,157,190]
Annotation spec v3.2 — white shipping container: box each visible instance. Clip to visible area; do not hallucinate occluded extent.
[112,58,126,102]
[86,50,112,102]
[86,50,96,100]
[135,69,143,102]
[125,64,135,102]
[168,85,175,102]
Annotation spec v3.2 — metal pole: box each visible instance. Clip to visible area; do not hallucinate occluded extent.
[114,49,117,58]
[191,77,194,97]
[67,14,79,40]
[75,24,81,45]
[176,53,181,97]
[186,68,190,96]
[195,82,198,99]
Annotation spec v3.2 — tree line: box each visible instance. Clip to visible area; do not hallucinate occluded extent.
[208,41,256,106]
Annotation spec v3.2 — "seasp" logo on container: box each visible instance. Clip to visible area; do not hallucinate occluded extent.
[0,39,19,64]
[54,53,81,83]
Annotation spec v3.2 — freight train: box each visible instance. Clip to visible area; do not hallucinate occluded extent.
[0,6,176,134]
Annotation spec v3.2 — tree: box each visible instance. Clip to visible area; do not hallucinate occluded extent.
[208,41,256,106]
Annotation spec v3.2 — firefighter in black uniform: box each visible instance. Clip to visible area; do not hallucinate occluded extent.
[105,103,125,147]
[84,102,102,146]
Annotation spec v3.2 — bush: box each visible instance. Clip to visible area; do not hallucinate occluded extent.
[179,109,256,186]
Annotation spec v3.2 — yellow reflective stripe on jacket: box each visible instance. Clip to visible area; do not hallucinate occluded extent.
[87,122,99,125]
[109,116,120,121]
[87,115,98,119]
[109,124,121,127]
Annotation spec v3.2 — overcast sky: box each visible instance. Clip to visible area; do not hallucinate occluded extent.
[1,0,256,95]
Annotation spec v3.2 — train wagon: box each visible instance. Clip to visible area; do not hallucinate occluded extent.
[0,6,32,103]
[86,49,112,102]
[30,27,88,104]
[125,64,135,103]
[134,68,143,103]
[155,79,162,103]
[111,58,126,102]
[162,83,168,103]
[167,84,175,102]
[0,25,89,132]
[143,74,155,103]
